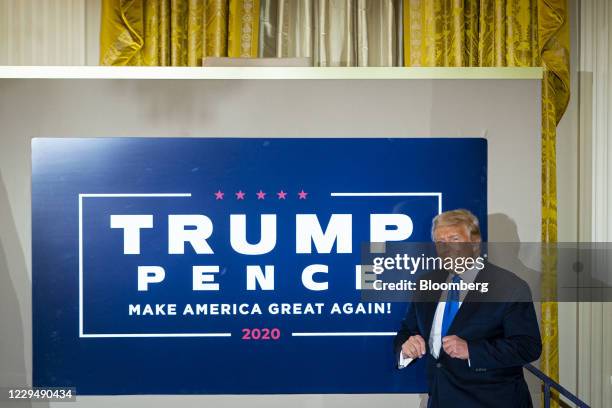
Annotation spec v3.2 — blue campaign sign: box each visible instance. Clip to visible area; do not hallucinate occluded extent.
[32,138,487,395]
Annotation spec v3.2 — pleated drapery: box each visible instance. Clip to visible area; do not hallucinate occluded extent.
[100,0,260,66]
[99,0,570,403]
[99,0,403,67]
[402,0,540,67]
[258,0,402,66]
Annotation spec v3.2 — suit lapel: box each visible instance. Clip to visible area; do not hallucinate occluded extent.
[421,301,439,343]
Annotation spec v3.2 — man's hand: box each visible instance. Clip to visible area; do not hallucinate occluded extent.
[401,335,426,359]
[442,335,469,360]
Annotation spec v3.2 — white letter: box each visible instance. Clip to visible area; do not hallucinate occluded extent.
[110,214,153,255]
[355,265,378,290]
[137,266,165,291]
[128,304,141,315]
[302,264,329,291]
[370,214,413,243]
[296,214,352,254]
[193,266,219,291]
[230,214,276,255]
[169,215,214,254]
[246,265,275,290]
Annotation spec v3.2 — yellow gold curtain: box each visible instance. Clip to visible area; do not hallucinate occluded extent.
[402,0,570,404]
[99,0,260,66]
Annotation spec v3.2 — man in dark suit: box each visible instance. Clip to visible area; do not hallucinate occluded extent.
[394,209,542,408]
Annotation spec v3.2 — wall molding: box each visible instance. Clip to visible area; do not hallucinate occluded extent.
[578,0,612,406]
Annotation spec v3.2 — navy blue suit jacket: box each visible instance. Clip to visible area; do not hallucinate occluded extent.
[393,263,542,408]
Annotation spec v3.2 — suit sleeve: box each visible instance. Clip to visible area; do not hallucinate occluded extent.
[393,303,422,363]
[467,285,542,369]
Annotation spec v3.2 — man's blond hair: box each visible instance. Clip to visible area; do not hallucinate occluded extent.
[431,209,481,241]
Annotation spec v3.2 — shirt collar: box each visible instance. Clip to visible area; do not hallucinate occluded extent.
[450,266,480,284]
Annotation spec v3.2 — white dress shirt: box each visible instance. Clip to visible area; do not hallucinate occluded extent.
[399,267,480,368]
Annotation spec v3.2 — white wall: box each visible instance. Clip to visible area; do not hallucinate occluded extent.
[557,0,612,406]
[0,75,542,407]
[0,0,99,65]
[575,0,612,406]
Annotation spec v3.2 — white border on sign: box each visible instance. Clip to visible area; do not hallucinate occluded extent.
[78,191,442,338]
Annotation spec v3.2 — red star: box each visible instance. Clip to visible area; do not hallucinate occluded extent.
[214,190,224,200]
[298,189,308,200]
[235,190,246,200]
[256,190,266,200]
[277,190,287,199]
